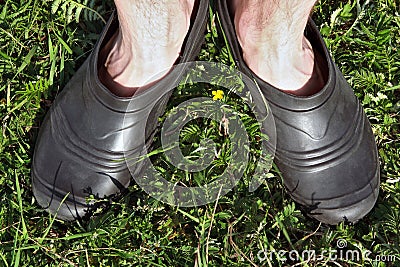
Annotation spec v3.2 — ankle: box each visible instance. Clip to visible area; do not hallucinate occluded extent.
[105,30,181,85]
[99,0,194,96]
[243,36,316,91]
[231,0,321,93]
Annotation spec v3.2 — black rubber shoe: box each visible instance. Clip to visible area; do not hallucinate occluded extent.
[32,2,209,221]
[217,0,380,225]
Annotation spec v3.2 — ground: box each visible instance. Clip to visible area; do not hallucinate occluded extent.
[0,0,399,266]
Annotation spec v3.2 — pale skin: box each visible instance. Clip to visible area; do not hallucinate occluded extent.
[100,0,320,97]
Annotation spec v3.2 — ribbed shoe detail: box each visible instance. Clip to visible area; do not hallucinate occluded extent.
[50,105,137,172]
[274,101,365,172]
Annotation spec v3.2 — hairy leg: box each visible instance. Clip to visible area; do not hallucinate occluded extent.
[99,0,194,97]
[232,0,324,95]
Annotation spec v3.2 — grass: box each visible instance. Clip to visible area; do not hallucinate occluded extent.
[0,0,399,266]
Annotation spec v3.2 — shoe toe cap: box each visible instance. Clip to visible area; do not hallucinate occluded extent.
[277,109,380,225]
[308,181,380,225]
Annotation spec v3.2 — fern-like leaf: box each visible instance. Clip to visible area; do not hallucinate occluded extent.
[51,0,106,24]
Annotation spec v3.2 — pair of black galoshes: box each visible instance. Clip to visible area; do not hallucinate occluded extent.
[32,0,379,224]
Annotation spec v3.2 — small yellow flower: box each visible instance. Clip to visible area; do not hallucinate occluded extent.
[212,90,224,101]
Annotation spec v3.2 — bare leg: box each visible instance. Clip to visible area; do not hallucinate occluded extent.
[232,0,324,95]
[99,0,194,97]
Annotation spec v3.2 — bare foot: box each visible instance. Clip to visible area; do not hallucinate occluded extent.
[231,0,324,95]
[99,0,195,97]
